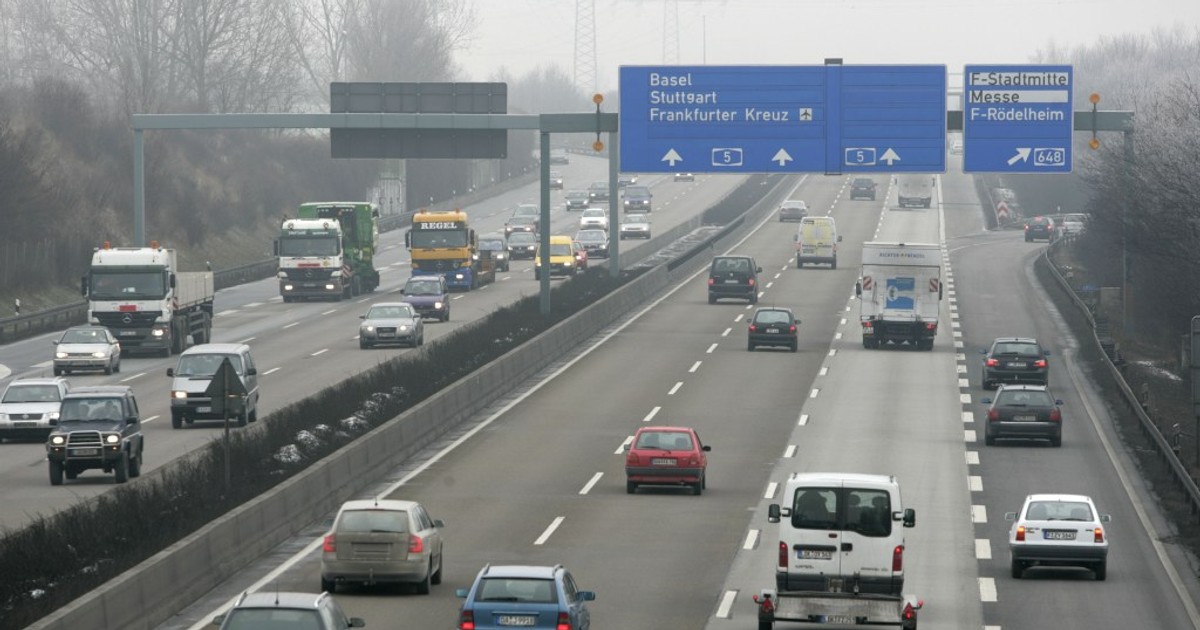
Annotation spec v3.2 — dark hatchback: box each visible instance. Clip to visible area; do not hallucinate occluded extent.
[747,307,800,352]
[622,185,653,212]
[850,177,877,200]
[1024,216,1056,242]
[707,256,760,304]
[982,337,1050,389]
[507,232,538,259]
[982,384,1063,446]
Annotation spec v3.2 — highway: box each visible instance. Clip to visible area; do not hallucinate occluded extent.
[155,158,1200,630]
[0,155,746,533]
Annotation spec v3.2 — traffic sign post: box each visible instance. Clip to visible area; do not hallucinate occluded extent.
[962,65,1073,173]
[619,64,946,174]
[204,357,248,491]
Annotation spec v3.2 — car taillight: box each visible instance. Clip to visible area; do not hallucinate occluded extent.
[749,324,757,332]
[689,455,699,465]
[1016,525,1026,541]
[861,321,873,330]
[1049,408,1062,422]
[925,322,936,331]
[626,451,638,465]
[1035,359,1047,368]
[778,541,788,568]
[986,358,999,367]
[1024,224,1031,231]
[748,278,756,286]
[892,545,904,572]
[1094,527,1105,543]
[458,610,475,630]
[708,277,715,286]
[987,409,1000,422]
[903,602,916,620]
[557,612,572,630]
[409,534,424,553]
[322,534,335,553]
[789,325,797,333]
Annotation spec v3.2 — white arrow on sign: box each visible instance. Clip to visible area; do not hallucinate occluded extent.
[661,148,683,166]
[1007,148,1031,165]
[772,149,793,166]
[880,148,901,166]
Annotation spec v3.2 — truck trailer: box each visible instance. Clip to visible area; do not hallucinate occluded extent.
[856,242,942,351]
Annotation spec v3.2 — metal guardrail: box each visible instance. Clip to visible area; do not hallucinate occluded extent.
[1042,242,1200,522]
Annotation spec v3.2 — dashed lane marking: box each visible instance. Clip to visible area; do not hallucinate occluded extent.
[643,406,661,422]
[579,472,603,495]
[534,517,564,545]
[668,382,683,396]
[972,505,987,523]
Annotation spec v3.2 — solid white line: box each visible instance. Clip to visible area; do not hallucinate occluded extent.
[320,309,337,315]
[262,367,281,376]
[143,415,159,424]
[784,444,797,458]
[743,529,759,551]
[688,361,702,373]
[452,295,464,300]
[534,516,564,545]
[975,538,992,560]
[643,406,661,423]
[721,328,731,337]
[715,590,738,619]
[238,337,255,344]
[356,296,371,303]
[764,482,778,499]
[798,413,809,426]
[579,472,603,495]
[31,361,52,369]
[615,436,633,454]
[969,476,983,492]
[972,505,987,523]
[706,342,719,353]
[216,309,238,316]
[283,322,300,329]
[978,577,997,602]
[119,372,145,383]
[311,349,328,357]
[668,381,683,396]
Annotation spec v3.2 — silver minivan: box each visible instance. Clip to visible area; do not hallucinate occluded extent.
[321,499,445,594]
[166,343,259,428]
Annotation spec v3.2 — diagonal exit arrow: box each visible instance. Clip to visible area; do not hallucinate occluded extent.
[1008,148,1031,165]
[661,148,682,166]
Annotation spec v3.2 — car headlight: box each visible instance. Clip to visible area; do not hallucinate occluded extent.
[283,284,294,291]
[55,352,67,359]
[364,325,375,332]
[172,390,188,399]
[399,325,409,331]
[624,200,630,205]
[92,351,107,358]
[152,328,166,337]
[50,435,66,445]
[471,253,479,261]
[496,253,505,259]
[49,412,60,420]
[330,269,342,277]
[434,302,444,309]
[104,434,120,444]
[325,284,336,290]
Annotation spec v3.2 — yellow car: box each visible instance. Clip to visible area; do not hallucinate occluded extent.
[534,235,580,280]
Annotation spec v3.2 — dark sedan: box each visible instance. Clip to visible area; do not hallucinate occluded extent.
[747,307,799,352]
[982,384,1063,446]
[1024,216,1056,242]
[982,337,1050,388]
[507,232,538,259]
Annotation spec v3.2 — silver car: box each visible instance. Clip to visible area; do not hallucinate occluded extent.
[321,499,445,594]
[359,302,424,349]
[53,325,121,375]
[619,213,651,240]
[0,377,70,440]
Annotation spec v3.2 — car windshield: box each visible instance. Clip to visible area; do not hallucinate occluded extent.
[995,390,1053,406]
[789,487,893,537]
[175,353,243,377]
[476,577,558,603]
[60,329,108,344]
[576,231,605,243]
[89,271,167,300]
[549,243,573,256]
[623,214,647,223]
[2,385,62,403]
[509,233,535,245]
[636,431,693,450]
[624,186,650,198]
[337,509,408,534]
[550,171,561,179]
[992,342,1040,355]
[479,239,505,251]
[509,216,536,225]
[220,609,324,630]
[514,205,538,217]
[713,258,751,273]
[755,311,792,325]
[854,179,872,186]
[589,182,606,191]
[783,200,806,208]
[567,191,589,199]
[59,398,124,422]
[366,305,413,319]
[583,210,605,218]
[404,280,443,296]
[1026,500,1093,521]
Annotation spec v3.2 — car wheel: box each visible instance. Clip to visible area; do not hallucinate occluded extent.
[360,339,369,349]
[747,341,755,352]
[114,356,121,373]
[1011,558,1024,579]
[831,257,837,270]
[797,259,803,269]
[790,341,798,353]
[114,452,129,484]
[104,360,113,375]
[321,576,336,593]
[53,367,62,376]
[759,621,774,630]
[129,451,142,478]
[416,562,432,595]
[432,552,444,585]
[626,480,637,494]
[692,480,703,496]
[702,473,707,490]
[708,294,717,305]
[236,408,248,428]
[750,295,758,304]
[1094,560,1107,581]
[1025,236,1032,242]
[49,460,64,486]
[171,412,183,429]
[1050,433,1062,447]
[442,311,450,323]
[985,431,996,446]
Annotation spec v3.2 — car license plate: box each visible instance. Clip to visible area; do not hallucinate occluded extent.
[1044,530,1076,540]
[797,549,833,560]
[766,328,780,333]
[197,406,212,413]
[14,421,37,428]
[1006,362,1026,368]
[118,331,137,336]
[652,458,676,466]
[497,616,536,626]
[1014,414,1037,422]
[823,616,854,624]
[379,333,395,338]
[724,279,739,284]
[71,448,99,456]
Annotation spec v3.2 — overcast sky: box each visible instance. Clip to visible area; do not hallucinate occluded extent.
[458,0,1200,92]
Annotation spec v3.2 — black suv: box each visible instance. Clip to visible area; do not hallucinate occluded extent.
[707,256,761,304]
[850,177,877,200]
[981,337,1050,389]
[1024,216,1055,242]
[46,386,144,485]
[622,185,653,212]
[587,181,610,203]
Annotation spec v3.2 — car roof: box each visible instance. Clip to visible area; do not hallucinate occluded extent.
[479,232,506,240]
[996,384,1049,393]
[479,564,561,579]
[992,336,1039,344]
[181,343,249,356]
[367,302,414,309]
[5,377,67,387]
[1025,493,1094,504]
[786,472,898,487]
[638,425,695,433]
[233,591,331,610]
[782,199,807,205]
[548,235,573,244]
[337,498,418,513]
[63,385,132,398]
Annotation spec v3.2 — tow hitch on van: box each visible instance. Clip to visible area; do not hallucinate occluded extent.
[751,590,922,629]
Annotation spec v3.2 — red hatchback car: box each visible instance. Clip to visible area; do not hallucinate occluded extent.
[624,426,710,495]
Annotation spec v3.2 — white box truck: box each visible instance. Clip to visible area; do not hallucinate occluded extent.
[856,242,942,351]
[752,473,922,629]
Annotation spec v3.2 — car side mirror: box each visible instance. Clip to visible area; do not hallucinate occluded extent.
[1004,511,1017,521]
[399,289,406,295]
[1100,514,1111,523]
[979,348,988,354]
[981,397,992,404]
[1055,399,1064,405]
[767,503,781,523]
[211,614,225,626]
[701,445,711,452]
[166,367,175,377]
[434,519,445,528]
[793,234,798,242]
[577,590,597,602]
[246,367,257,376]
[756,266,762,273]
[52,340,59,345]
[455,588,470,598]
[1044,350,1052,356]
[321,516,335,528]
[359,314,366,319]
[902,508,916,528]
[795,318,801,325]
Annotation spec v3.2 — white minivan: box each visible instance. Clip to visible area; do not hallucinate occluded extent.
[794,216,841,269]
[768,472,915,595]
[166,343,259,428]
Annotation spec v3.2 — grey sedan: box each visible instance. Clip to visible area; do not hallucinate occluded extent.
[359,302,424,349]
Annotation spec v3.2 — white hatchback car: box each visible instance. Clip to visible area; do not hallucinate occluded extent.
[579,208,609,231]
[1006,493,1110,580]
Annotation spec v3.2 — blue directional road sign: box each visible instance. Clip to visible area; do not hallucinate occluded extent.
[619,65,946,174]
[962,65,1073,173]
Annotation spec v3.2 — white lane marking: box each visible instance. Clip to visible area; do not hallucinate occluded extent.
[668,381,683,396]
[960,393,972,404]
[453,295,465,300]
[143,415,160,424]
[579,472,603,495]
[745,304,753,310]
[534,516,564,545]
[643,406,661,423]
[839,317,846,326]
[311,349,328,357]
[216,309,238,316]
[31,361,52,369]
[798,413,809,426]
[962,411,974,423]
[956,364,967,374]
[715,590,738,619]
[966,451,980,465]
[764,482,779,499]
[238,337,255,344]
[757,291,765,298]
[780,265,788,271]
[958,378,970,388]
[243,302,263,308]
[743,529,759,551]
[955,353,966,361]
[721,328,731,337]
[972,505,988,523]
[773,272,781,279]
[320,309,337,315]
[834,332,843,340]
[969,476,983,492]
[479,285,490,290]
[954,340,964,349]
[688,361,702,373]
[828,349,836,357]
[978,577,997,602]
[766,282,774,289]
[784,444,797,458]
[734,314,744,322]
[356,296,371,303]
[964,429,977,443]
[615,436,633,454]
[818,367,828,376]
[975,538,992,560]
[809,388,819,399]
[119,372,145,383]
[283,322,300,329]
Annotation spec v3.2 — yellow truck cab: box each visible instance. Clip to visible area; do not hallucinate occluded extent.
[795,216,841,269]
[534,235,579,280]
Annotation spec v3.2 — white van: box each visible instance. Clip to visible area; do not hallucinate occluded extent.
[768,472,915,595]
[166,343,260,429]
[794,216,841,269]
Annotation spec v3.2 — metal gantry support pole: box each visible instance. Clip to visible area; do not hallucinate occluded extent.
[607,130,619,277]
[1122,129,1135,335]
[539,131,552,315]
[133,129,145,246]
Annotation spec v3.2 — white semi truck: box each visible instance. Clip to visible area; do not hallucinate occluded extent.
[752,473,922,629]
[83,242,214,356]
[274,218,348,302]
[856,242,942,351]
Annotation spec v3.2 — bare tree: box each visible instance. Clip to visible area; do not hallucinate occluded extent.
[344,0,473,82]
[281,0,364,108]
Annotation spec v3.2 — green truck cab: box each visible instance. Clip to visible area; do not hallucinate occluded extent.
[296,202,381,297]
